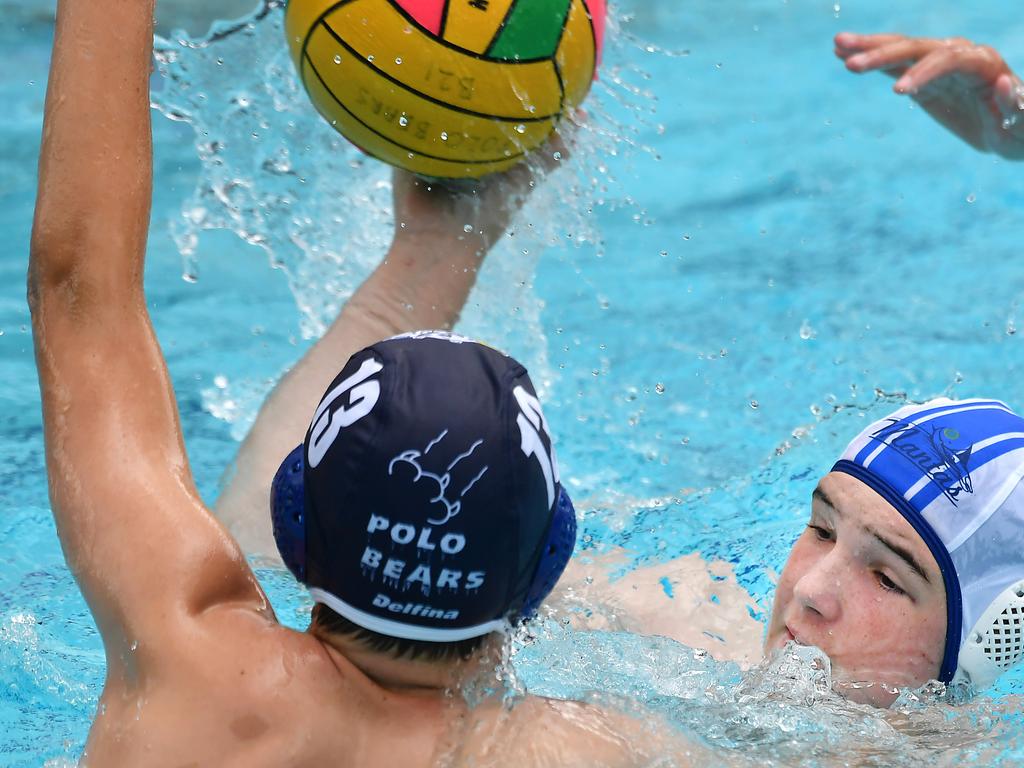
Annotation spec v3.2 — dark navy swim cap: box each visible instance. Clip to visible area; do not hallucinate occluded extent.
[271,331,576,642]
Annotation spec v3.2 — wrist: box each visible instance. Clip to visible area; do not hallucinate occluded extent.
[391,227,492,260]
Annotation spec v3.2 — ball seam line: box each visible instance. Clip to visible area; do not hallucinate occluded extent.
[303,51,537,165]
[320,17,559,123]
[382,0,556,64]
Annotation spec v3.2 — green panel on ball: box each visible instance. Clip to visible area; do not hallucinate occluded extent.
[487,0,572,61]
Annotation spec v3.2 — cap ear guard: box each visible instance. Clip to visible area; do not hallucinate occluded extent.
[953,579,1024,691]
[519,486,577,620]
[270,444,307,582]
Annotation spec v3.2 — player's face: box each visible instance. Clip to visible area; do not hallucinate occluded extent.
[765,472,947,707]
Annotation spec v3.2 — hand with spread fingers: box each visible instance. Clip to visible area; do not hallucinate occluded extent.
[835,32,1024,159]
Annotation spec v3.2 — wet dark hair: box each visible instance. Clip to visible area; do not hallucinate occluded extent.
[310,603,487,662]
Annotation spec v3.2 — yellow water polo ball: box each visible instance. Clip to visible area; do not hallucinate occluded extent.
[284,0,607,178]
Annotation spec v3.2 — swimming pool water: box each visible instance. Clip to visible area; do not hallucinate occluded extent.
[5,0,1024,764]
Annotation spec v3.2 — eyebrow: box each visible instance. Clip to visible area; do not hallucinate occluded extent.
[810,485,932,585]
[868,529,931,585]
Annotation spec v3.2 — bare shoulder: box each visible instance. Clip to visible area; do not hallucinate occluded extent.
[447,695,702,768]
[85,608,381,767]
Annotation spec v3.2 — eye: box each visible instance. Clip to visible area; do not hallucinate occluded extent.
[806,524,833,542]
[876,571,905,596]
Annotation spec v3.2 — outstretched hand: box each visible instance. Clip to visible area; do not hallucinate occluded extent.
[391,133,569,258]
[835,32,1024,159]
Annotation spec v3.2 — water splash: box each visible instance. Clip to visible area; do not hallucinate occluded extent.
[152,1,665,432]
[509,623,1024,766]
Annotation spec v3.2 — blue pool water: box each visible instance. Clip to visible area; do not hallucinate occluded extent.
[5,0,1024,764]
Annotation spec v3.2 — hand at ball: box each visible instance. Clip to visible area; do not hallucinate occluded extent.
[391,133,570,258]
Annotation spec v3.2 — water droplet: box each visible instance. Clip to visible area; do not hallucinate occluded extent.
[214,375,228,389]
[395,56,403,65]
[399,114,409,127]
[749,400,759,410]
[333,54,342,65]
[799,320,817,340]
[655,383,666,394]
[440,131,448,141]
[553,150,562,160]
[367,54,375,63]
[514,124,526,134]
[463,224,474,233]
[966,192,977,204]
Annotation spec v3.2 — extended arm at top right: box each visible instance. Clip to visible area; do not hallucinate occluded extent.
[835,32,1024,159]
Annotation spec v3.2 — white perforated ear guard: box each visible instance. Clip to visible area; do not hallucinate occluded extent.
[953,579,1024,690]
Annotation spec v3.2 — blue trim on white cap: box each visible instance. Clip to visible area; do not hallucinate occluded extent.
[832,459,963,683]
[308,588,508,643]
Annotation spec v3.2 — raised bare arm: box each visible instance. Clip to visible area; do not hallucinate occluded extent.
[29,0,266,676]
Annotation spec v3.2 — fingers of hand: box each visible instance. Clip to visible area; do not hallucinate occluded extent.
[843,37,941,76]
[834,32,910,60]
[993,74,1024,122]
[894,43,1006,94]
[532,132,570,174]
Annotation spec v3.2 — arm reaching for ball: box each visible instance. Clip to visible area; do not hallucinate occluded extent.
[835,32,1024,159]
[217,147,567,557]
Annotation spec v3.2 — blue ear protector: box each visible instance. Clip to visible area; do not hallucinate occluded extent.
[519,487,577,620]
[270,444,307,582]
[270,445,577,619]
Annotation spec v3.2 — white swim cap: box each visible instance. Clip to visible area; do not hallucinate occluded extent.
[833,398,1024,689]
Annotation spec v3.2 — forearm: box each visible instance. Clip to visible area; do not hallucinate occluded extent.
[30,0,154,292]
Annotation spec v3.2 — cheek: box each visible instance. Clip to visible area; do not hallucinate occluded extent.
[832,596,947,686]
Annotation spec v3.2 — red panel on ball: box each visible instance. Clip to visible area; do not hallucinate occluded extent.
[391,0,447,35]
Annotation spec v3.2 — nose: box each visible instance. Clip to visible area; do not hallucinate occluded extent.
[791,548,844,624]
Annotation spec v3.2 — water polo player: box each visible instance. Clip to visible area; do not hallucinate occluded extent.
[765,398,1024,704]
[28,0,684,764]
[580,398,1024,707]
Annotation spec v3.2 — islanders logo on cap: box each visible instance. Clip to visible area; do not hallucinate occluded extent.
[866,417,974,507]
